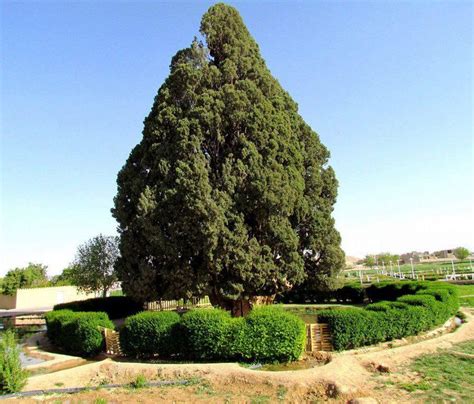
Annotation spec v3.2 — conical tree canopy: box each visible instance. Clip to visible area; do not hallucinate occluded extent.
[112,3,344,315]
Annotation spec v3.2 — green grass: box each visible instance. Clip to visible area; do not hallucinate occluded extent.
[459,297,474,307]
[453,284,474,296]
[399,343,474,402]
[454,340,474,354]
[451,283,474,307]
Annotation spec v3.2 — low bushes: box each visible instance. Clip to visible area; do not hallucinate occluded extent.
[45,310,114,356]
[120,311,180,357]
[317,282,459,351]
[277,284,365,304]
[119,306,306,363]
[235,306,306,362]
[180,309,234,360]
[54,296,143,319]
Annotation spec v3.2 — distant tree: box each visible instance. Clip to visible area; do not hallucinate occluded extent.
[390,254,400,264]
[364,255,376,269]
[50,267,74,286]
[1,263,49,295]
[454,247,470,261]
[69,235,119,298]
[376,252,399,266]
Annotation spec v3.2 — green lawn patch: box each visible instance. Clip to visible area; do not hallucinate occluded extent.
[403,343,474,401]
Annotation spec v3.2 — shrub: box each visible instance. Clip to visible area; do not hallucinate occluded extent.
[318,282,460,351]
[179,308,234,360]
[44,309,75,345]
[0,330,28,394]
[365,281,424,302]
[54,296,143,319]
[317,308,383,350]
[277,284,365,304]
[45,310,113,357]
[334,285,366,304]
[120,311,180,357]
[235,306,306,362]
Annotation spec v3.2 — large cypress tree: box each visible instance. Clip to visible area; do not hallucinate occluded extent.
[112,3,344,316]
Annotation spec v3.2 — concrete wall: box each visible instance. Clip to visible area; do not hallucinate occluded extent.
[13,286,96,309]
[0,293,16,309]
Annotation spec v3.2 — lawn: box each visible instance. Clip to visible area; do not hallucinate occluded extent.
[405,343,474,401]
[451,283,474,307]
[376,341,474,402]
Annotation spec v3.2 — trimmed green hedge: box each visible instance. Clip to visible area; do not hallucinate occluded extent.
[277,284,365,304]
[120,311,180,358]
[180,308,235,360]
[235,306,306,362]
[318,282,459,351]
[54,296,143,320]
[45,310,114,356]
[117,306,305,363]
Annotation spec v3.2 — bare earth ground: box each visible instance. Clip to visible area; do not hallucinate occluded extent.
[6,308,474,403]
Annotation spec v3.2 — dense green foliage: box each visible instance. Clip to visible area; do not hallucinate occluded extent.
[70,234,119,298]
[235,306,305,362]
[0,330,28,394]
[112,3,344,315]
[454,247,470,260]
[317,282,459,350]
[120,311,180,357]
[365,281,421,302]
[1,263,49,295]
[49,267,74,286]
[45,310,113,356]
[54,296,143,320]
[117,306,305,363]
[180,308,235,360]
[278,284,365,304]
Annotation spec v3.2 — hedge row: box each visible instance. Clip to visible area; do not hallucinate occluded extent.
[44,310,114,356]
[277,284,365,304]
[54,296,143,320]
[317,282,459,351]
[277,281,457,305]
[120,306,306,363]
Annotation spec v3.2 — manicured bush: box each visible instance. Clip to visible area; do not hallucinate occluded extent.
[118,306,305,363]
[277,284,365,304]
[0,330,28,394]
[180,308,234,360]
[45,310,113,357]
[63,313,114,356]
[334,285,365,303]
[317,308,383,350]
[120,311,180,357]
[44,309,75,345]
[235,306,306,362]
[318,282,459,351]
[365,281,423,302]
[54,296,143,319]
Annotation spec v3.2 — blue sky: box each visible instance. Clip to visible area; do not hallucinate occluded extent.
[1,1,472,275]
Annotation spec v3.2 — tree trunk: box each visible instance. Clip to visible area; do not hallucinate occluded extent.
[230,299,252,317]
[208,291,274,317]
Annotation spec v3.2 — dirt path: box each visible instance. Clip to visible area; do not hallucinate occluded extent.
[12,309,474,403]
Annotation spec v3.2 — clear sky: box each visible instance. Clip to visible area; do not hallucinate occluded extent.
[1,1,472,276]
